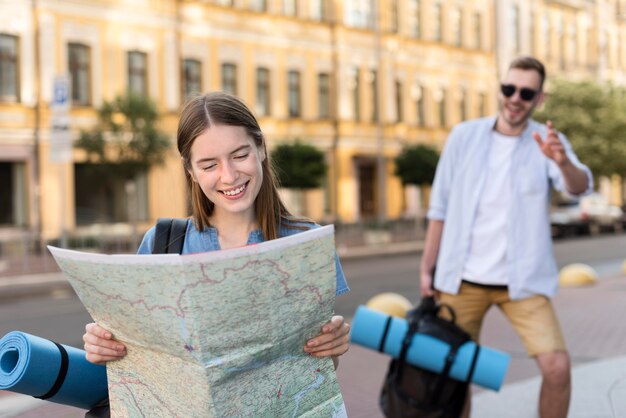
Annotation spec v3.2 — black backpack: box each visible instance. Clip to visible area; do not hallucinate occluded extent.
[85,218,189,418]
[379,297,480,418]
[152,218,189,254]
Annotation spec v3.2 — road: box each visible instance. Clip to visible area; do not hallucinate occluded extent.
[0,234,625,417]
[1,234,625,349]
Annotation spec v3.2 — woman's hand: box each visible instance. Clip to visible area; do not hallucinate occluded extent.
[83,322,127,365]
[304,315,350,369]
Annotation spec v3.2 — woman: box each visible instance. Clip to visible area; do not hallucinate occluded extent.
[83,92,350,370]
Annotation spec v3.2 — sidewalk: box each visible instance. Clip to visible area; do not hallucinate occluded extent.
[1,240,626,417]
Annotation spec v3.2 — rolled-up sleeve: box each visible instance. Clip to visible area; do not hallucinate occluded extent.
[548,131,594,196]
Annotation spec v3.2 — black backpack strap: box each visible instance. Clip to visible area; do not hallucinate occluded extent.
[466,344,481,383]
[153,218,189,254]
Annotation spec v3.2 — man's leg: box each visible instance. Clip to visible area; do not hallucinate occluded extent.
[498,295,569,418]
[536,350,571,418]
[439,282,493,418]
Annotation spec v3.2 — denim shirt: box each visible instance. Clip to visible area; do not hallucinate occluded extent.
[428,117,593,300]
[138,221,349,296]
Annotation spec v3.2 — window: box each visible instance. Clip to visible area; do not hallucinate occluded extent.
[284,0,297,16]
[390,0,399,33]
[345,0,373,28]
[371,70,379,122]
[310,0,328,21]
[409,0,422,38]
[415,85,425,126]
[556,16,565,69]
[478,92,487,117]
[215,0,233,5]
[529,11,536,54]
[458,88,466,122]
[542,15,551,59]
[568,23,577,66]
[433,1,443,42]
[395,79,403,122]
[437,89,447,127]
[473,12,482,49]
[318,72,331,119]
[68,43,91,106]
[181,58,202,101]
[0,34,19,102]
[509,5,520,53]
[256,67,270,116]
[352,68,360,121]
[74,163,149,225]
[452,8,463,46]
[250,0,267,12]
[128,51,148,97]
[221,63,237,95]
[586,26,594,65]
[0,162,27,227]
[287,70,301,118]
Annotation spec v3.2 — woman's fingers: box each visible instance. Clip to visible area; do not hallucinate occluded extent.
[83,322,126,365]
[304,316,351,357]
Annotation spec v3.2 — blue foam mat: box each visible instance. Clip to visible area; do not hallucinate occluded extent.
[0,331,108,409]
[350,305,511,391]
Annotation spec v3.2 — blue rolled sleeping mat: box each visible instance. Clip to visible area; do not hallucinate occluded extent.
[351,305,511,391]
[0,331,108,409]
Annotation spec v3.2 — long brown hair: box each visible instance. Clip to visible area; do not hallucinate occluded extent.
[177,92,309,240]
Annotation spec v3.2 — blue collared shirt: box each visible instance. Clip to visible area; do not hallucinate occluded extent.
[428,117,593,300]
[138,221,349,296]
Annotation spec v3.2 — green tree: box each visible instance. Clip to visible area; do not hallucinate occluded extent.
[75,93,171,179]
[271,140,327,189]
[535,79,626,179]
[394,144,440,186]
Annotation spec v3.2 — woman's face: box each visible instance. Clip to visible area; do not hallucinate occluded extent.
[187,124,265,222]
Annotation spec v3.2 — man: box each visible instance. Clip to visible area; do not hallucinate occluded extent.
[419,56,592,418]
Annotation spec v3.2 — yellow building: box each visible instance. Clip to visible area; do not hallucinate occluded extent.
[496,0,626,202]
[1,0,622,245]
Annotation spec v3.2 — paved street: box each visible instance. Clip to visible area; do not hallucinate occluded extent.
[1,234,626,417]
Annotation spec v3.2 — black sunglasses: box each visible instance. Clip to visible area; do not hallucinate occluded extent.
[500,84,539,101]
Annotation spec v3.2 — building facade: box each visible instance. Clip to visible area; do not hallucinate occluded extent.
[0,0,622,244]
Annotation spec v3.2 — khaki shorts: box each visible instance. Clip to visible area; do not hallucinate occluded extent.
[439,281,567,356]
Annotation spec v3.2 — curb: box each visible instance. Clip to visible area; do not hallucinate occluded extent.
[337,241,424,260]
[0,241,426,299]
[0,272,70,301]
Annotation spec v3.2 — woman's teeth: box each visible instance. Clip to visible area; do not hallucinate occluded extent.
[223,184,246,196]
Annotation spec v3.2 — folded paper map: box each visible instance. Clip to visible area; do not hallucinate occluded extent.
[48,225,346,417]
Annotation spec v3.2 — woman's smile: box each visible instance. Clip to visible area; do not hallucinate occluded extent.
[220,181,249,198]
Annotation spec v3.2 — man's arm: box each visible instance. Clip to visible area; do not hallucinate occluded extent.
[532,120,589,195]
[557,159,589,195]
[419,219,444,297]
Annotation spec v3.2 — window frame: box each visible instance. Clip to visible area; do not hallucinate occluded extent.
[221,63,238,96]
[287,69,301,118]
[127,50,148,98]
[318,72,331,119]
[0,33,19,102]
[181,58,202,102]
[416,85,425,127]
[256,67,271,117]
[68,42,92,106]
[353,68,361,121]
[395,79,403,122]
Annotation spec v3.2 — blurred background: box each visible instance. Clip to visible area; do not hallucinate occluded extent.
[1,0,626,271]
[3,2,626,416]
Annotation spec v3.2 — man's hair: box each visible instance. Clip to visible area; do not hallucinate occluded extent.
[508,56,546,89]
